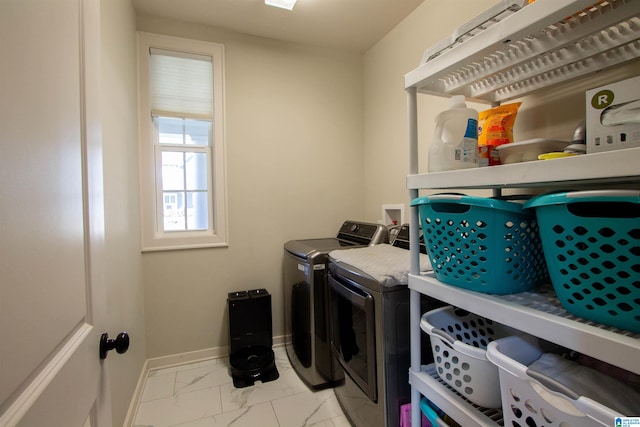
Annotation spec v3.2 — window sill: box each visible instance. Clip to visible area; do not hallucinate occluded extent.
[142,241,229,252]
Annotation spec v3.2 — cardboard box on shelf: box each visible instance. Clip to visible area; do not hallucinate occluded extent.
[586,75,640,154]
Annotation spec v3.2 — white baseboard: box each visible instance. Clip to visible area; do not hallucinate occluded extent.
[123,335,287,426]
[122,358,149,427]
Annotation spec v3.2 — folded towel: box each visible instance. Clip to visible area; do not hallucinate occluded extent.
[527,353,640,415]
[329,244,432,287]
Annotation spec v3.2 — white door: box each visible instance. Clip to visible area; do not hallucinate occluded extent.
[0,0,113,426]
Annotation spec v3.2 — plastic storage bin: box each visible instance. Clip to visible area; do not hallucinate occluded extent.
[420,306,521,408]
[399,403,430,427]
[487,335,625,427]
[524,190,640,333]
[420,398,453,427]
[410,194,548,294]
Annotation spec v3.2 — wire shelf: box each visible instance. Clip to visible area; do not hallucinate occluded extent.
[406,0,640,103]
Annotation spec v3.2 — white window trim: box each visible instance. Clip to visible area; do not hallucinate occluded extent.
[138,32,228,251]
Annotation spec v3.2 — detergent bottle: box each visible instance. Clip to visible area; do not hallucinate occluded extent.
[428,95,479,172]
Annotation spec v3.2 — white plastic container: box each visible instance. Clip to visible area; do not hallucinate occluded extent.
[428,95,479,172]
[487,335,625,426]
[420,306,521,408]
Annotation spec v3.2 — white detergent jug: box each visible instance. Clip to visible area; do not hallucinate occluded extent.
[428,95,479,172]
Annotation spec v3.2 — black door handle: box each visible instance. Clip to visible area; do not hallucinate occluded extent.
[100,332,130,359]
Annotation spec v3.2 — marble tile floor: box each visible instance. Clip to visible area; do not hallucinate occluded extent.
[133,346,351,427]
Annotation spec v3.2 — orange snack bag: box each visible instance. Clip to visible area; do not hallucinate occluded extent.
[477,102,521,166]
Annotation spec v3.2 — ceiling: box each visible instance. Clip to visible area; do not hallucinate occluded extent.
[132,0,425,52]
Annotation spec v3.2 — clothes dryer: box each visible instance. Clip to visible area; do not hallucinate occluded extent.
[283,221,388,389]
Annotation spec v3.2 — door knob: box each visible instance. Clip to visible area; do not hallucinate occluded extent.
[99,332,130,359]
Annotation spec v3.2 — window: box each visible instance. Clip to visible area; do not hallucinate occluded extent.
[138,33,227,250]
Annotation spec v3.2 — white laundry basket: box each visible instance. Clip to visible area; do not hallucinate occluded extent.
[486,335,625,427]
[420,306,521,408]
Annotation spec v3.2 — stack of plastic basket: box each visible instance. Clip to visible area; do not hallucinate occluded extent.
[411,194,548,295]
[524,190,640,333]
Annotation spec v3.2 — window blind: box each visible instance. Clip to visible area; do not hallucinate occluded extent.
[149,48,213,119]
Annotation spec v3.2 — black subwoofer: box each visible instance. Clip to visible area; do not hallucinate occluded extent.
[227,289,279,388]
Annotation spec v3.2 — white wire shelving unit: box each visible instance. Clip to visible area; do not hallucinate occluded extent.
[404,0,640,425]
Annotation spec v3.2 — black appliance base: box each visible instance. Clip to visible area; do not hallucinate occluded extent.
[230,346,279,388]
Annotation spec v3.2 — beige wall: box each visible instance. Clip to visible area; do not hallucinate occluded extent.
[100,1,146,425]
[362,0,500,220]
[136,15,364,357]
[136,4,504,360]
[133,0,640,362]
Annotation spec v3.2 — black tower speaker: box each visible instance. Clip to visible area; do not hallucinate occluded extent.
[227,289,279,388]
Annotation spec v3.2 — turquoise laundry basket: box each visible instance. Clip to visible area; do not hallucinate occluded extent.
[524,190,640,333]
[411,194,547,295]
